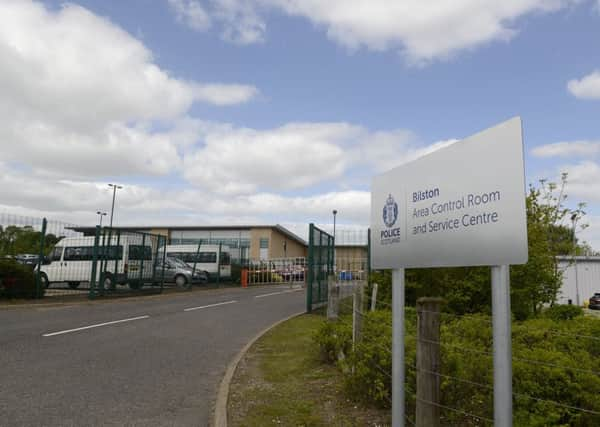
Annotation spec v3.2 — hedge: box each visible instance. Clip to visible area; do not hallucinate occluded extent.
[0,258,42,299]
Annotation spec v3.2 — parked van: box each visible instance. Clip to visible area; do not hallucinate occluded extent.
[163,244,231,280]
[39,235,155,290]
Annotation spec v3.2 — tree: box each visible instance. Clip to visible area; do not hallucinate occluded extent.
[0,225,61,257]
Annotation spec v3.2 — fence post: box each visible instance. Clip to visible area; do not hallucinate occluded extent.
[306,223,315,313]
[370,283,378,312]
[416,297,443,427]
[35,218,47,298]
[160,235,167,292]
[89,226,101,299]
[217,242,222,287]
[353,282,364,347]
[327,274,339,320]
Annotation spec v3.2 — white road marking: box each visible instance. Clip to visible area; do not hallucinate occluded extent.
[183,300,237,312]
[254,289,303,299]
[42,315,150,337]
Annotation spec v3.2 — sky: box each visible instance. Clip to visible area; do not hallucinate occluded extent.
[1,0,600,248]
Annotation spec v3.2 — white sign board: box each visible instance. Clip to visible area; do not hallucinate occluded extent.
[371,117,528,269]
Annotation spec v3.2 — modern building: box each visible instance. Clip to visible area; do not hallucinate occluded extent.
[72,224,307,264]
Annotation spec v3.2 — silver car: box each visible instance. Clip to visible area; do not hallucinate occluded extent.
[161,257,208,287]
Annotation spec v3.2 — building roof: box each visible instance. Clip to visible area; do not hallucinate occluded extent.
[69,224,307,246]
[556,255,600,262]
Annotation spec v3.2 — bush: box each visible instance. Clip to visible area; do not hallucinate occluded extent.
[542,304,584,321]
[314,307,600,425]
[313,317,352,363]
[0,258,42,299]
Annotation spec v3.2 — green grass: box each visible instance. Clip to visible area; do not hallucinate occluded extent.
[227,313,390,427]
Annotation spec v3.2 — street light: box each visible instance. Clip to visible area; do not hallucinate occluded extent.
[108,184,123,228]
[96,211,107,227]
[571,213,580,306]
[332,209,338,245]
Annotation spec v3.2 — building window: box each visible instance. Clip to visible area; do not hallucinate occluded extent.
[259,238,269,248]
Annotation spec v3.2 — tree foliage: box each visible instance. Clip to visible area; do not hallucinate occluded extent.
[0,225,60,257]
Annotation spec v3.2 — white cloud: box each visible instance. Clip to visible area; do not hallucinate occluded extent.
[561,161,600,203]
[0,1,257,178]
[192,0,575,63]
[182,121,452,194]
[567,71,600,99]
[168,0,212,31]
[532,141,600,158]
[194,83,259,105]
[0,160,370,228]
[212,0,267,44]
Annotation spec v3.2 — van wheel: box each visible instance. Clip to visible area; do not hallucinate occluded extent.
[39,273,50,289]
[175,275,187,287]
[68,282,80,289]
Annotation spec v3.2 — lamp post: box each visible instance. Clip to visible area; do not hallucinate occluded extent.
[108,184,123,228]
[571,213,580,306]
[332,210,337,245]
[96,211,107,227]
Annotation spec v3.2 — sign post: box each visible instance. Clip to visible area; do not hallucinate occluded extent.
[492,265,512,427]
[370,117,528,427]
[392,268,405,427]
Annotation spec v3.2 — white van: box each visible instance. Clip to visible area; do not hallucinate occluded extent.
[39,235,155,290]
[164,244,231,280]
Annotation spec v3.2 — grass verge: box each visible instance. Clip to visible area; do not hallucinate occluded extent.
[227,313,390,427]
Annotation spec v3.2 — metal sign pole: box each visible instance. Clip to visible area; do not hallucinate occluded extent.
[491,265,512,427]
[392,268,405,427]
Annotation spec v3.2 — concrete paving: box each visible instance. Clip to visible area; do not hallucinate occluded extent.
[0,286,305,426]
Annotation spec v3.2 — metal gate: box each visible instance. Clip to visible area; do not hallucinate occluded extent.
[306,223,334,312]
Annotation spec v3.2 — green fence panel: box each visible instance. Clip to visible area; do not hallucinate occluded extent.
[306,223,334,313]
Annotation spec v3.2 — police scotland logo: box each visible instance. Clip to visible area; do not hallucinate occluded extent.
[381,194,401,245]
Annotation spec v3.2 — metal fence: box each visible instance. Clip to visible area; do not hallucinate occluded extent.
[88,227,167,298]
[0,213,83,298]
[243,257,306,286]
[0,213,195,299]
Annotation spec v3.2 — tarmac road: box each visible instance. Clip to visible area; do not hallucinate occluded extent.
[0,286,305,426]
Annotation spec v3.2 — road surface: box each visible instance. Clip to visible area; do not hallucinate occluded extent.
[0,286,305,426]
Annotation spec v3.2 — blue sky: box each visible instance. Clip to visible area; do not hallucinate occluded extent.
[1,0,600,248]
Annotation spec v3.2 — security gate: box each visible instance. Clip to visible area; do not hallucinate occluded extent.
[306,223,334,312]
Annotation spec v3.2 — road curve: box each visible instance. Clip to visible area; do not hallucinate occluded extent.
[0,286,305,426]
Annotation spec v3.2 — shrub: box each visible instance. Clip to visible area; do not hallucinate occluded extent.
[313,317,352,363]
[0,259,42,299]
[542,304,584,321]
[314,307,600,425]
